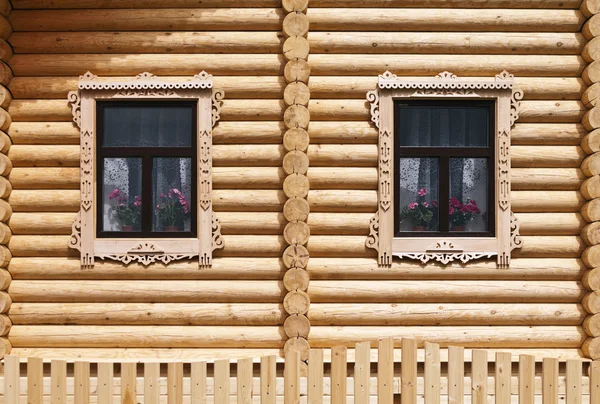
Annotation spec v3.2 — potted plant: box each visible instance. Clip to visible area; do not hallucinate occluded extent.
[156,188,190,231]
[400,188,436,231]
[449,197,481,231]
[108,189,141,231]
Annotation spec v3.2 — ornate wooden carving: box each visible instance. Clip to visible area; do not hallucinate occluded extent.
[68,71,223,269]
[366,71,523,268]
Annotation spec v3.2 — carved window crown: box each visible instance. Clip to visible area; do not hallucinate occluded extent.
[68,72,224,269]
[365,71,523,268]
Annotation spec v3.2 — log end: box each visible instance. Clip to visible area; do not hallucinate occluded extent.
[582,336,600,359]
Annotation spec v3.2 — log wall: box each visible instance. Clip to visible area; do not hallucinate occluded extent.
[0,0,594,361]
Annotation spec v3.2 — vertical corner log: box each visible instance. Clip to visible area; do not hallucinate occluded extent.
[582,4,600,361]
[281,0,311,359]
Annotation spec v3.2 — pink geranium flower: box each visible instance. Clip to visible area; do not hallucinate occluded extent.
[108,189,121,200]
[417,188,427,197]
[422,201,429,207]
[431,200,438,207]
[408,202,418,210]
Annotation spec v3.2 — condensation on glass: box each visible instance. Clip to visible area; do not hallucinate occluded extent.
[102,158,142,232]
[153,158,193,232]
[398,158,439,233]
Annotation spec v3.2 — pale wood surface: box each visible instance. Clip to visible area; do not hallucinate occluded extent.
[308,349,324,404]
[542,357,559,404]
[495,352,511,404]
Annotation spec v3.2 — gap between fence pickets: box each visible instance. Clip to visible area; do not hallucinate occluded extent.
[0,338,598,402]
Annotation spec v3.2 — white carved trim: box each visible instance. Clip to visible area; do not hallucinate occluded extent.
[77,70,213,90]
[366,71,523,268]
[68,72,223,269]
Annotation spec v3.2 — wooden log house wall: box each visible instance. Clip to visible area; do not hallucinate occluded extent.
[0,0,596,362]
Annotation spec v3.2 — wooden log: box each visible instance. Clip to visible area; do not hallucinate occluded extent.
[583,153,600,177]
[284,105,310,129]
[511,168,585,190]
[283,12,309,38]
[9,303,286,326]
[283,150,309,174]
[283,221,311,244]
[283,314,310,338]
[512,146,584,168]
[581,337,600,359]
[584,37,600,63]
[283,267,310,291]
[283,174,309,198]
[584,107,600,131]
[306,280,584,303]
[583,245,600,268]
[8,190,81,212]
[9,9,284,31]
[9,54,284,76]
[584,313,600,336]
[8,325,286,348]
[584,84,600,109]
[9,31,284,54]
[307,326,585,348]
[284,336,310,362]
[511,236,585,258]
[8,122,80,145]
[512,191,584,212]
[582,222,600,246]
[0,313,8,335]
[307,303,584,326]
[584,14,600,40]
[309,32,584,55]
[581,0,600,17]
[582,129,600,155]
[0,268,10,290]
[582,200,600,222]
[0,291,11,313]
[582,176,600,200]
[9,54,583,78]
[283,290,310,315]
[284,82,310,106]
[283,36,310,60]
[283,198,310,222]
[584,268,600,295]
[8,280,286,303]
[285,59,310,84]
[9,0,584,9]
[514,213,584,236]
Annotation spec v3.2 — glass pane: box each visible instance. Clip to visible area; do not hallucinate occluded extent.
[398,158,439,232]
[102,104,193,147]
[397,104,489,147]
[449,158,488,232]
[153,158,193,232]
[102,158,142,232]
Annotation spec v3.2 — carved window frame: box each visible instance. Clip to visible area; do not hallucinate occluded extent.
[68,71,224,269]
[365,71,523,268]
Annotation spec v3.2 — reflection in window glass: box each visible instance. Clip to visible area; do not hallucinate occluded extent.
[398,158,439,232]
[449,158,488,232]
[397,105,489,147]
[102,158,142,232]
[153,158,192,232]
[103,104,193,147]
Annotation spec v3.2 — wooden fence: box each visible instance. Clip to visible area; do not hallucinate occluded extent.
[0,337,598,403]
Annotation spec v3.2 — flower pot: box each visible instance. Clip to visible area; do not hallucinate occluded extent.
[164,226,182,232]
[121,225,134,232]
[452,225,466,232]
[412,226,426,232]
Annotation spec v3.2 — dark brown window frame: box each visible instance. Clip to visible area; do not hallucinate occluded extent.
[96,100,198,239]
[393,99,496,238]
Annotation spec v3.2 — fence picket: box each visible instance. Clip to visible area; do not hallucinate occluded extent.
[238,358,253,403]
[378,338,394,404]
[565,359,582,404]
[51,359,67,404]
[284,350,300,404]
[542,357,558,404]
[4,355,19,404]
[448,346,464,404]
[168,362,183,404]
[331,345,347,404]
[74,361,90,404]
[121,363,137,404]
[354,342,370,404]
[495,352,511,404]
[308,349,324,404]
[401,338,417,404]
[471,350,487,404]
[519,355,535,404]
[97,362,114,404]
[425,342,440,404]
[27,357,43,404]
[261,355,276,404]
[215,359,230,404]
[144,363,160,404]
[590,361,600,404]
[191,362,207,404]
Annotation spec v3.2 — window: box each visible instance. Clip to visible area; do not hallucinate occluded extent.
[395,100,495,237]
[97,101,197,238]
[67,71,224,269]
[365,71,523,268]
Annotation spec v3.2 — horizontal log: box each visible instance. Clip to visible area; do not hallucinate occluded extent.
[511,191,584,212]
[9,9,284,31]
[308,326,585,348]
[511,146,585,167]
[9,31,585,55]
[6,235,582,258]
[8,190,80,212]
[9,54,285,76]
[9,303,286,326]
[9,77,585,101]
[10,31,284,54]
[6,257,585,281]
[307,280,584,303]
[308,303,584,326]
[516,213,584,235]
[10,99,586,124]
[8,54,583,77]
[7,280,286,303]
[511,168,585,190]
[9,0,583,8]
[8,325,285,348]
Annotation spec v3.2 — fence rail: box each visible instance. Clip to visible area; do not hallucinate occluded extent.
[0,337,598,403]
